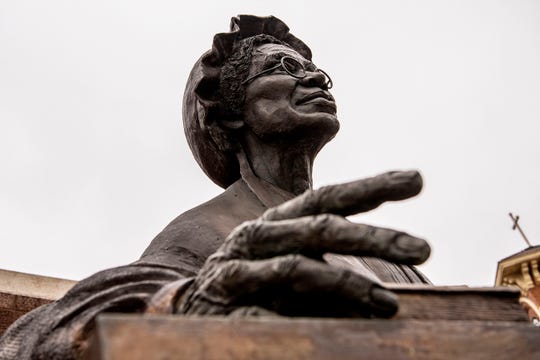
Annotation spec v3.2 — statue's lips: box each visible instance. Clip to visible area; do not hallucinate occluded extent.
[296,91,334,104]
[296,91,336,111]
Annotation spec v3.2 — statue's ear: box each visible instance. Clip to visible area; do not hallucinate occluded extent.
[207,118,244,152]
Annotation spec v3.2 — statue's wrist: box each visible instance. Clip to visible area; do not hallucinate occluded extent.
[146,277,195,314]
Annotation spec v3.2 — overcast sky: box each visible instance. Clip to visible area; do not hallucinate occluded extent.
[1,0,539,286]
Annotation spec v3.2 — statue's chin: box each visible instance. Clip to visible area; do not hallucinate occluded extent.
[280,115,340,151]
[305,113,340,141]
[316,116,340,151]
[245,108,340,149]
[322,114,340,135]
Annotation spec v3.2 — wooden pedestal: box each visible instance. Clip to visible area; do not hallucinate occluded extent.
[86,286,540,360]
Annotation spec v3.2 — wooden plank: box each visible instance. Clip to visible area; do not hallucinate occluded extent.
[391,285,527,321]
[87,315,540,360]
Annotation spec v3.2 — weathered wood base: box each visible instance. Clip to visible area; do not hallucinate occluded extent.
[86,315,540,360]
[85,286,537,359]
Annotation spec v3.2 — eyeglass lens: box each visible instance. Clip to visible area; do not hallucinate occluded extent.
[282,57,305,77]
[282,57,332,89]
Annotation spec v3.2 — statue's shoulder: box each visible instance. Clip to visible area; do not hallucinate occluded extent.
[137,179,265,271]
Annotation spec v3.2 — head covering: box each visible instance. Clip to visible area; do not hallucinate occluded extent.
[182,15,312,188]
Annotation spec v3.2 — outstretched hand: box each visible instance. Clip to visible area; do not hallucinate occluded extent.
[175,171,430,318]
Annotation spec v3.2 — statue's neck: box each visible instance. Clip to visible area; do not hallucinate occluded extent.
[238,133,314,196]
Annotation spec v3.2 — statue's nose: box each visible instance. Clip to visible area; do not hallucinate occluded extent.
[299,71,329,90]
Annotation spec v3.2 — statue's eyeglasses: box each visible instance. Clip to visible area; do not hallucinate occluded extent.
[241,56,333,89]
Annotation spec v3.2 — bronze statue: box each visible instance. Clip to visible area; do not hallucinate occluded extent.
[0,15,430,359]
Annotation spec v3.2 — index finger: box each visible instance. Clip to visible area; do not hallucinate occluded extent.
[262,170,423,221]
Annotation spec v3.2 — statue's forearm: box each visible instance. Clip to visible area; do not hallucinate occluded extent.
[0,264,187,360]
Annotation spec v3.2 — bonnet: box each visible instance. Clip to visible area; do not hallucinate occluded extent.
[182,15,312,188]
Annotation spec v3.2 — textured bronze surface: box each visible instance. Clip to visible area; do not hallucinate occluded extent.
[0,15,438,359]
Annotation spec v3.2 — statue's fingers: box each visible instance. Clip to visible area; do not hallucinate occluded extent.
[262,170,422,221]
[222,214,430,265]
[218,255,399,318]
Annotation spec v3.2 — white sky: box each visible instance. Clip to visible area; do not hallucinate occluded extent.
[1,0,539,286]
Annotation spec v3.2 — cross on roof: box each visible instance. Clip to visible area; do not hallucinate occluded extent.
[509,212,533,247]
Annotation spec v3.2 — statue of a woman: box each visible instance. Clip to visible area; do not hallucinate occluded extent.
[0,15,430,359]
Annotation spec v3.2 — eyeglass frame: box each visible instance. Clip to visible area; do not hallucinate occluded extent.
[241,56,333,89]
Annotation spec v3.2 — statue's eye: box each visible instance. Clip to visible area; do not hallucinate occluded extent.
[260,60,282,74]
[282,57,305,77]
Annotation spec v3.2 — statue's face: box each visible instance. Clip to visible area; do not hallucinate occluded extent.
[241,43,339,146]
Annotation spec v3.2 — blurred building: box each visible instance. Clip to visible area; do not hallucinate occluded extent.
[496,245,540,324]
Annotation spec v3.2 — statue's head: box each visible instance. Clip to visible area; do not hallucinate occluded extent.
[183,15,339,188]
